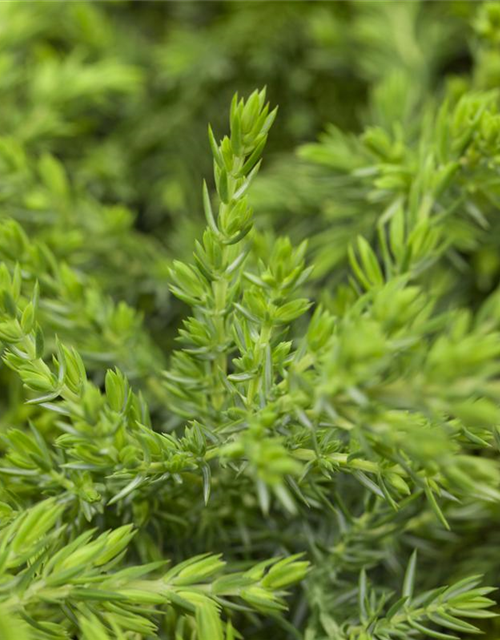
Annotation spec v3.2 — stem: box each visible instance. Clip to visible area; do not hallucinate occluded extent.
[246,322,272,408]
[210,156,243,412]
[212,250,228,411]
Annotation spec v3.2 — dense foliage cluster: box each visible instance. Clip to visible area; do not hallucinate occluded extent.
[1,2,500,639]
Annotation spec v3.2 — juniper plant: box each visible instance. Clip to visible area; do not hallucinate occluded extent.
[1,3,500,639]
[1,87,497,638]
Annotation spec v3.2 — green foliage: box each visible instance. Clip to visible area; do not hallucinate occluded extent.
[0,2,500,639]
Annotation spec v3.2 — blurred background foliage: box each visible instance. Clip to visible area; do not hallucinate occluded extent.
[0,2,473,278]
[3,0,499,329]
[0,0,492,310]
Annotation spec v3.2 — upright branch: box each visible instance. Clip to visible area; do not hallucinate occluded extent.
[167,89,277,419]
